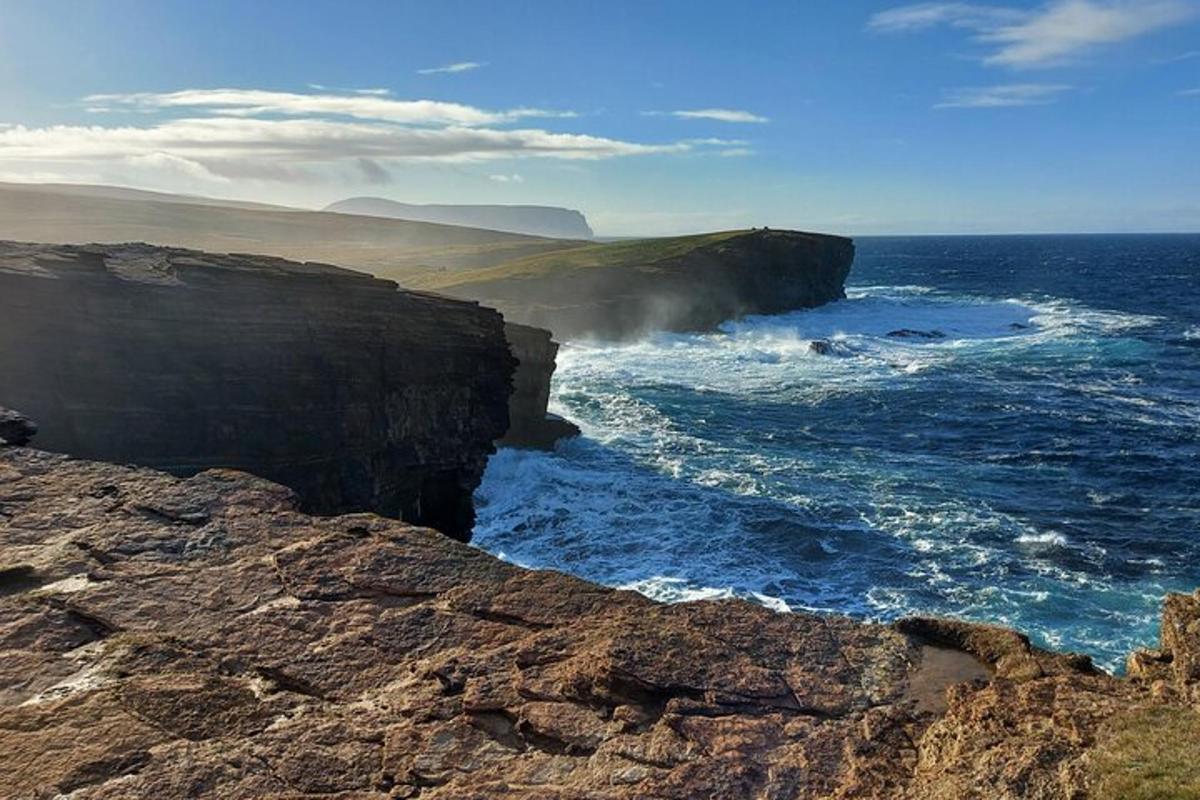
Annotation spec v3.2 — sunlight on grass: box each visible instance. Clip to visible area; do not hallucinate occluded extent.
[1091,705,1200,800]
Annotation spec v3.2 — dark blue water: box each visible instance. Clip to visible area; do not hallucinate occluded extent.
[473,234,1200,671]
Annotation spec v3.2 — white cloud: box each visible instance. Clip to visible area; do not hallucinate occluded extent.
[649,108,770,123]
[1178,87,1200,94]
[935,83,1073,106]
[0,86,749,187]
[0,85,754,188]
[870,1,1195,67]
[307,84,392,95]
[417,61,485,75]
[86,88,574,126]
[869,3,1023,32]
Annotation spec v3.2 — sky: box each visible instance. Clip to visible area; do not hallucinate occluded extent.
[0,0,1197,236]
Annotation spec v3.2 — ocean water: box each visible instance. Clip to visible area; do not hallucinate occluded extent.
[473,234,1200,672]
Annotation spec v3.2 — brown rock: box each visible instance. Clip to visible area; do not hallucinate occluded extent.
[1,447,1196,799]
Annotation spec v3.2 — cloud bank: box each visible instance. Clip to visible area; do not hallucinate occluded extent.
[0,86,737,187]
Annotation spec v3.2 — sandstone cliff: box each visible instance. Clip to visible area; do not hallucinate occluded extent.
[414,228,856,341]
[2,444,1196,799]
[501,323,580,449]
[0,241,516,540]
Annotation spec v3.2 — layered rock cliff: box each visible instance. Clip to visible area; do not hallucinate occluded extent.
[0,241,516,540]
[416,228,856,341]
[2,444,1197,799]
[501,323,580,449]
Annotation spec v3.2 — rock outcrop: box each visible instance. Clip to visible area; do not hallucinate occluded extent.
[501,323,580,449]
[0,408,37,446]
[3,445,1198,799]
[325,197,595,240]
[419,228,856,341]
[0,241,516,541]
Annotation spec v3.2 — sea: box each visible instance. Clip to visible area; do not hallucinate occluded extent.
[472,234,1200,673]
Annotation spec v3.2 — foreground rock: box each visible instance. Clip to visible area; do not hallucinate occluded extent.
[415,229,856,341]
[2,447,1197,798]
[0,241,516,540]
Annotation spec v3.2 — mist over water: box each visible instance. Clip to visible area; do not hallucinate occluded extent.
[473,235,1200,672]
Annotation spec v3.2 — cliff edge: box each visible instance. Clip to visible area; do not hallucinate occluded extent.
[1,444,1196,799]
[414,228,855,341]
[0,241,517,540]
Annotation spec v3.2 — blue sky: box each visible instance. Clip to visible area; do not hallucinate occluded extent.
[0,0,1197,235]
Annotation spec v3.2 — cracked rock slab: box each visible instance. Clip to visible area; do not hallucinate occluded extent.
[1,447,1196,799]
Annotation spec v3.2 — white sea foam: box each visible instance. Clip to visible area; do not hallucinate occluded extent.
[1016,532,1070,547]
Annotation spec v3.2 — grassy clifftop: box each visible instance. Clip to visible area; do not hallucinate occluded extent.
[416,228,855,341]
[410,229,750,290]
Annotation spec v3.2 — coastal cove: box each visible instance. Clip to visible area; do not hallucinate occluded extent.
[474,234,1200,672]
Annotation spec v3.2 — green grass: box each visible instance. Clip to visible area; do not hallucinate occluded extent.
[1090,705,1200,800]
[409,229,751,290]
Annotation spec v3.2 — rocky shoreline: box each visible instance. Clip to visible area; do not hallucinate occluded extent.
[4,233,1196,797]
[1,444,1197,798]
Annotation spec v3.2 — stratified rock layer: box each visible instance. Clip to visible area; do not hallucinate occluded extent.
[433,229,856,341]
[3,446,1197,798]
[501,323,580,449]
[0,241,515,540]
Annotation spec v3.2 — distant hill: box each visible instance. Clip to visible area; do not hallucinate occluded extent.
[324,197,594,240]
[0,182,585,283]
[0,181,299,212]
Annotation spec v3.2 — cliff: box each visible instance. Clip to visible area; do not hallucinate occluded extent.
[325,197,595,240]
[1,444,1197,799]
[501,323,580,449]
[0,241,516,541]
[413,228,856,341]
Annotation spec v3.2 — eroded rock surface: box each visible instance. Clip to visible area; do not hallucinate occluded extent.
[0,241,516,540]
[0,407,37,446]
[2,447,1198,799]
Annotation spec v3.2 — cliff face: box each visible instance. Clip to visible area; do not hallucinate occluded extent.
[325,196,595,240]
[501,323,580,449]
[0,241,515,540]
[421,228,856,341]
[1,445,1197,799]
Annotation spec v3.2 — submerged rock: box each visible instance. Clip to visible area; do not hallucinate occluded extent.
[0,241,516,541]
[886,328,947,340]
[2,447,1196,798]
